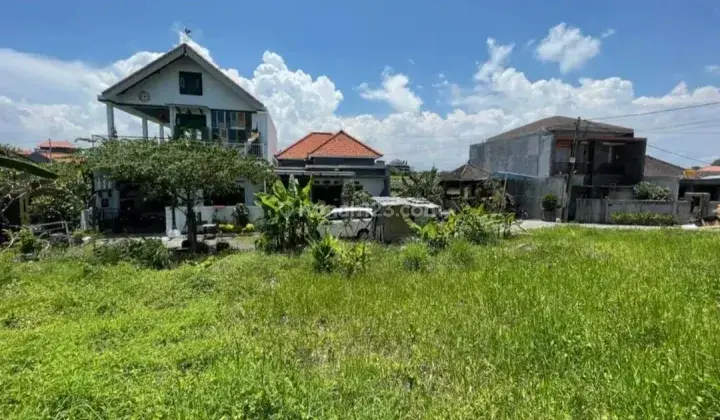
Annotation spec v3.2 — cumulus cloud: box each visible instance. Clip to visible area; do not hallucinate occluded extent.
[601,28,616,39]
[0,29,719,171]
[535,23,602,73]
[706,65,720,75]
[357,67,423,112]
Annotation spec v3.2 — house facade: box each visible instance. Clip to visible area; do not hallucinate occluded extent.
[469,116,648,220]
[91,42,278,234]
[275,131,389,207]
[23,140,82,163]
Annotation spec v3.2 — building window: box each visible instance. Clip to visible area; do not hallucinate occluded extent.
[211,110,247,143]
[179,71,203,95]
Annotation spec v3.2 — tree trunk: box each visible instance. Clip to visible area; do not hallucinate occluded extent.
[185,199,197,253]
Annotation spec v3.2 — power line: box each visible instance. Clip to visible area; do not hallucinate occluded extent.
[588,101,720,121]
[645,144,710,165]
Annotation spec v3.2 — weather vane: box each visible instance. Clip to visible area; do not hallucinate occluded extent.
[183,28,192,39]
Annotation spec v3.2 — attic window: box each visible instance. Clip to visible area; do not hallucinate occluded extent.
[179,71,202,96]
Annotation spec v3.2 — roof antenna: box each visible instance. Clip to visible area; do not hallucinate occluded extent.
[181,28,192,43]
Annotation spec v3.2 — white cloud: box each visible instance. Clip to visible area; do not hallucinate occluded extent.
[357,67,423,112]
[408,58,415,65]
[526,39,536,48]
[535,23,602,73]
[706,65,720,75]
[0,29,719,171]
[601,28,616,39]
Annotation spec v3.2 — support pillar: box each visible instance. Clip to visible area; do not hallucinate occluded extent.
[204,108,212,141]
[159,124,165,141]
[105,103,115,138]
[141,118,148,139]
[169,107,177,139]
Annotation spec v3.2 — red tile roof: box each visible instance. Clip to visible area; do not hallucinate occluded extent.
[275,130,382,160]
[37,140,77,149]
[697,165,720,176]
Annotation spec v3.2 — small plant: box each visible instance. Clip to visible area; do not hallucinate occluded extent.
[93,239,172,269]
[402,241,431,272]
[610,212,676,226]
[71,229,85,245]
[244,223,255,233]
[232,203,249,227]
[339,242,371,276]
[310,232,342,273]
[17,227,37,254]
[541,194,559,211]
[633,182,672,201]
[215,241,231,253]
[218,223,236,233]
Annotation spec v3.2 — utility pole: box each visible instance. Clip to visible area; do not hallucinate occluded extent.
[562,117,581,222]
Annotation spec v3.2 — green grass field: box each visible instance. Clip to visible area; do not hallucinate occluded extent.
[2,229,720,418]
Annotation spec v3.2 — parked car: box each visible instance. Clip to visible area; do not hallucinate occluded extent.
[320,207,374,239]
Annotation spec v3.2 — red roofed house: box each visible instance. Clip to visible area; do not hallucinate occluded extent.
[25,140,82,163]
[275,130,389,206]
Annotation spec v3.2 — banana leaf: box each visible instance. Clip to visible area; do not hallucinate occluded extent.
[0,155,58,179]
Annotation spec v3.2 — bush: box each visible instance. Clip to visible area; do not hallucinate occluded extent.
[255,178,327,253]
[633,182,672,201]
[310,232,341,273]
[218,223,236,233]
[610,212,676,226]
[541,194,559,211]
[232,203,249,227]
[215,241,231,253]
[402,241,431,272]
[17,227,38,254]
[93,239,172,269]
[339,242,371,276]
[244,223,255,233]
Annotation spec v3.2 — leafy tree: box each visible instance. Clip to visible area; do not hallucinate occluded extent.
[474,179,515,213]
[87,137,274,252]
[27,162,91,224]
[712,159,720,166]
[255,177,327,253]
[399,168,443,204]
[341,181,372,206]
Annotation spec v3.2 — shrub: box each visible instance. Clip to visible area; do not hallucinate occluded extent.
[244,223,255,233]
[633,182,672,201]
[409,219,451,253]
[93,239,172,269]
[215,241,231,253]
[610,212,676,226]
[310,232,342,273]
[232,203,249,227]
[255,178,327,253]
[541,194,559,211]
[402,241,431,272]
[339,242,371,276]
[218,223,236,233]
[18,227,38,254]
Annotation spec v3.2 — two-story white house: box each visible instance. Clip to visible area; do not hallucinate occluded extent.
[92,42,278,235]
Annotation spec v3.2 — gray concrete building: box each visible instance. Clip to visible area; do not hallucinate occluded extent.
[469,116,648,220]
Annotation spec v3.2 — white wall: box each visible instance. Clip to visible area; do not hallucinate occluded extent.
[253,112,278,158]
[117,56,255,110]
[165,205,264,236]
[357,178,385,197]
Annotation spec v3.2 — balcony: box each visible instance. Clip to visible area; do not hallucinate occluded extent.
[90,127,267,160]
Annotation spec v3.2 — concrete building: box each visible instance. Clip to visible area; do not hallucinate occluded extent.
[22,140,83,163]
[275,131,389,207]
[468,116,647,220]
[90,42,278,234]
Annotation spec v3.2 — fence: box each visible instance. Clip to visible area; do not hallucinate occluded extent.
[575,199,692,224]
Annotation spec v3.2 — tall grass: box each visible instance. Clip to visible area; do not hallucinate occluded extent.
[1,228,720,418]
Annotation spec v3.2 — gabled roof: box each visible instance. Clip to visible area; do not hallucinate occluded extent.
[486,116,634,142]
[643,155,685,178]
[98,43,266,111]
[696,165,720,176]
[440,162,489,182]
[275,130,383,160]
[37,140,77,149]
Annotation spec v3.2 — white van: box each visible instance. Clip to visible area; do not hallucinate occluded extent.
[320,207,374,239]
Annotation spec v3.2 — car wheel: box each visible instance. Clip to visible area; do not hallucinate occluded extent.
[356,229,370,240]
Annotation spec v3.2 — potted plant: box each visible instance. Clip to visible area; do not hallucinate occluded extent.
[541,193,559,222]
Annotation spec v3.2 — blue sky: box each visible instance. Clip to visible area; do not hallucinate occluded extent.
[0,0,719,168]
